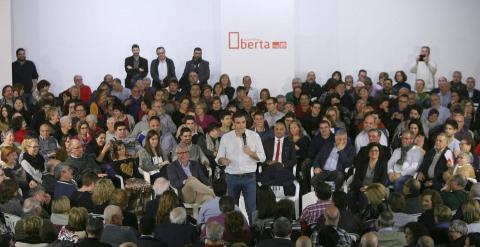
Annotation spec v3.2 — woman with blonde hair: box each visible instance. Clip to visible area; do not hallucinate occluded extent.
[91,178,115,214]
[155,190,180,224]
[462,200,480,233]
[443,151,476,188]
[110,189,138,230]
[50,196,71,227]
[57,207,88,244]
[361,183,389,223]
[20,138,46,185]
[219,73,235,100]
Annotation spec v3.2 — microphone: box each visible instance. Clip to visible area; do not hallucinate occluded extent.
[242,133,247,146]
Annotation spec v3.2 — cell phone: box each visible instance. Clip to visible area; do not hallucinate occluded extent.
[419,55,425,61]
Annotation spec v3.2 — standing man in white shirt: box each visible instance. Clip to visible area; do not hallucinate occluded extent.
[410,46,437,91]
[150,47,176,88]
[387,130,424,192]
[216,111,266,221]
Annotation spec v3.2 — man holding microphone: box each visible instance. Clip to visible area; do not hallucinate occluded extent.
[216,111,266,221]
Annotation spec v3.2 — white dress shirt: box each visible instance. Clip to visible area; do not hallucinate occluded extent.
[216,129,266,174]
[354,130,388,153]
[387,146,424,176]
[273,137,284,163]
[158,59,168,81]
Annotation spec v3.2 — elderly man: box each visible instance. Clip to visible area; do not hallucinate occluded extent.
[73,74,92,104]
[38,123,60,159]
[302,71,322,99]
[154,207,198,246]
[101,205,138,247]
[168,143,214,204]
[53,163,77,199]
[54,115,76,147]
[361,232,379,247]
[311,205,352,247]
[312,130,355,191]
[355,114,388,153]
[431,76,452,107]
[466,77,480,103]
[417,133,453,190]
[204,221,225,247]
[63,139,101,182]
[387,130,424,192]
[450,71,468,97]
[257,217,295,247]
[441,174,468,211]
[286,77,302,103]
[150,46,176,88]
[242,75,260,105]
[375,211,406,247]
[421,94,451,125]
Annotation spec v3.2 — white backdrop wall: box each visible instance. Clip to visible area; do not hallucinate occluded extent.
[12,0,480,95]
[0,0,12,90]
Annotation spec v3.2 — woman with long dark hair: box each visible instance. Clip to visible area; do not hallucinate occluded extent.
[138,130,170,182]
[0,105,13,132]
[108,141,141,180]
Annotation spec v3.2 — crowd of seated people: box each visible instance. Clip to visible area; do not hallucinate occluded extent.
[1,44,480,246]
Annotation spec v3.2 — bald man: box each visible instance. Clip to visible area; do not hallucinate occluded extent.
[312,206,352,246]
[360,232,378,247]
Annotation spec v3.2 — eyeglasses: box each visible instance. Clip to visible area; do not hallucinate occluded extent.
[176,151,189,155]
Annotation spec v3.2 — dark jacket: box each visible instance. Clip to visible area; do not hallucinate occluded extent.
[75,237,112,247]
[181,58,210,85]
[262,137,297,170]
[137,235,167,247]
[350,159,388,191]
[257,238,295,247]
[417,148,450,190]
[12,60,39,93]
[167,160,211,191]
[312,142,355,172]
[150,57,176,88]
[154,223,198,247]
[124,56,148,88]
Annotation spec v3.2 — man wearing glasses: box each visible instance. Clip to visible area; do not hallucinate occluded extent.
[167,143,214,204]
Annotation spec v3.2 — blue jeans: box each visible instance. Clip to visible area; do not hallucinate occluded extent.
[226,173,256,222]
[394,175,413,193]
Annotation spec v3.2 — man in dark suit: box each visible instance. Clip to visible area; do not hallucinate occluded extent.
[150,47,176,89]
[124,44,148,89]
[181,47,210,85]
[167,143,214,204]
[137,216,167,247]
[259,121,297,195]
[467,77,480,104]
[312,129,355,191]
[257,217,295,247]
[417,133,453,191]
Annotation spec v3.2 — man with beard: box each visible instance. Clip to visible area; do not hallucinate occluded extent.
[302,71,322,99]
[387,130,424,192]
[124,44,148,89]
[12,48,39,105]
[181,47,210,85]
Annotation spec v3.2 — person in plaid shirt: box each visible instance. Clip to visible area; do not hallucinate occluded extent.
[300,181,332,225]
[311,205,353,247]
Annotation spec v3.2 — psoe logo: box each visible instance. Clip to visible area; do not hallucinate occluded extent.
[228,32,287,50]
